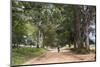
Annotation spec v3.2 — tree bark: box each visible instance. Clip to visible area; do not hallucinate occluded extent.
[85,23,90,51]
[37,21,44,48]
[74,6,81,49]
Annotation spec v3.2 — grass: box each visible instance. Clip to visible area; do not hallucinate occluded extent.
[12,47,46,65]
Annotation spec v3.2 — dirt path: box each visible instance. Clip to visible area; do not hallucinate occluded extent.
[23,49,95,65]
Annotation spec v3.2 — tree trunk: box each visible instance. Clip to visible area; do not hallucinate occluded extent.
[84,11,90,51]
[37,21,44,48]
[42,32,45,48]
[36,30,39,48]
[85,24,90,51]
[74,6,81,49]
[73,39,78,49]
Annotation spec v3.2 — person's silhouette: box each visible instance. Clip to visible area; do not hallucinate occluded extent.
[57,46,60,53]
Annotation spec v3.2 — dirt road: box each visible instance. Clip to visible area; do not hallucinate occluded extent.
[23,49,95,65]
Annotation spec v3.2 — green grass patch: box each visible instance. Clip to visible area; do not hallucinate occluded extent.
[12,47,46,65]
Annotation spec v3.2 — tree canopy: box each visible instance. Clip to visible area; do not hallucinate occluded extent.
[12,0,96,53]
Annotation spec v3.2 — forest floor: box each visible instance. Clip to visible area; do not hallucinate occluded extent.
[23,48,96,65]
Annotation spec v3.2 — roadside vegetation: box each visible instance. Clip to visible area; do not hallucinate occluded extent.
[12,48,46,65]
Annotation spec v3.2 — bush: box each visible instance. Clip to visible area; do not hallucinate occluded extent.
[12,47,46,65]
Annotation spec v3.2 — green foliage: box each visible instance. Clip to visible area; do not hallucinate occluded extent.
[12,48,46,65]
[25,22,37,35]
[12,1,96,53]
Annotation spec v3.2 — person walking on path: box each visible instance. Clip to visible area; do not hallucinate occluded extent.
[57,46,60,53]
